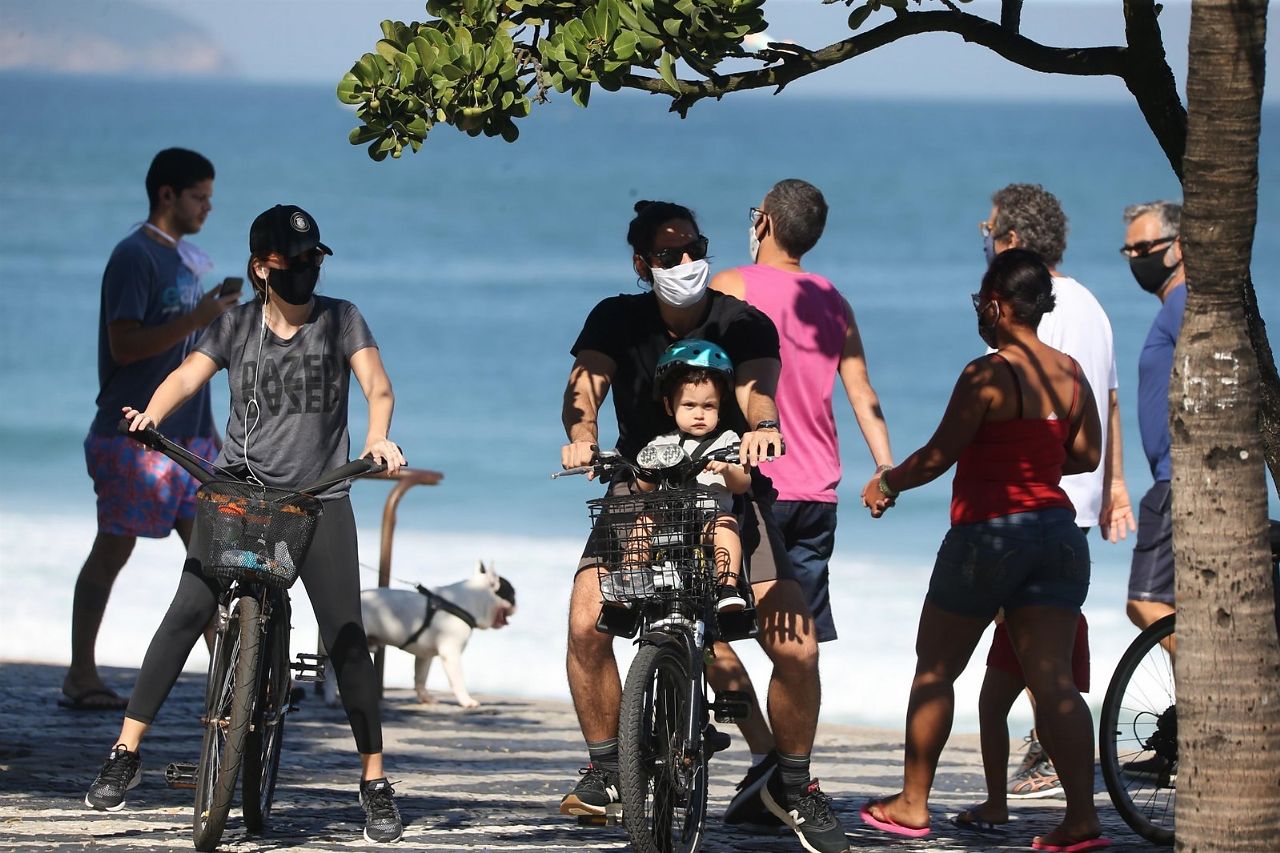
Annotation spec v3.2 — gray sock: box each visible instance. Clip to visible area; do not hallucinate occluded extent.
[587,738,619,774]
[777,751,812,793]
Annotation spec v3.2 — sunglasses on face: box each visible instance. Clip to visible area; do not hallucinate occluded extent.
[971,292,984,312]
[749,206,765,223]
[649,235,709,269]
[1119,235,1176,258]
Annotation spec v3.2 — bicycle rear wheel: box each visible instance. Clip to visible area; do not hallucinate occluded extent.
[1099,614,1176,846]
[242,596,290,833]
[619,641,707,853]
[193,595,261,851]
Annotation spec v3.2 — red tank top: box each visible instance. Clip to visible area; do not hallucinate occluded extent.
[950,354,1080,525]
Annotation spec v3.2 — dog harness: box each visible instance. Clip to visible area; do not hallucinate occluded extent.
[399,583,479,649]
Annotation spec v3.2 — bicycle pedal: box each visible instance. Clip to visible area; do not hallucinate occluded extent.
[291,653,327,682]
[712,690,752,724]
[577,804,622,826]
[164,762,197,789]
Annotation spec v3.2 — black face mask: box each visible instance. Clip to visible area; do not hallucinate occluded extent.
[1129,252,1175,294]
[977,301,1000,349]
[267,262,320,305]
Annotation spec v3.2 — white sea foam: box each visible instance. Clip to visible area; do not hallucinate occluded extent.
[0,508,1139,732]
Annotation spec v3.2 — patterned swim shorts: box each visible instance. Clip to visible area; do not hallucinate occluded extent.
[84,434,219,538]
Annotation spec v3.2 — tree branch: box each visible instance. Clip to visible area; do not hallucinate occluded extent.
[622,9,1125,107]
[1121,0,1188,179]
[1000,0,1023,32]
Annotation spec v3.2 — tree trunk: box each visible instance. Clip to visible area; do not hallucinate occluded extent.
[1173,2,1279,850]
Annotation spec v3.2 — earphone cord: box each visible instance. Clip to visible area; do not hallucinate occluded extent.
[241,298,268,487]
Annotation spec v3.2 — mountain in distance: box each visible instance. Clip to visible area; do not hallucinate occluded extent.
[0,0,234,78]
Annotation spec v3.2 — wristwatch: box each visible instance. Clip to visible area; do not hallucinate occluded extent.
[878,469,900,498]
[753,419,780,431]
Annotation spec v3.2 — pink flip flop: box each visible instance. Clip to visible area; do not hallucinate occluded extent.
[859,802,931,839]
[1031,836,1112,852]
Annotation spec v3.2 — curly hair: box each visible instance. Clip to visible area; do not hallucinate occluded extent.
[991,183,1068,267]
[627,200,700,256]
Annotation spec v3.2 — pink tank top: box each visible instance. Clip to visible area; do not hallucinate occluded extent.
[741,265,848,502]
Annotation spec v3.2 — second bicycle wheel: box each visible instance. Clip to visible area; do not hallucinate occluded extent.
[619,642,708,853]
[243,596,290,833]
[194,595,262,851]
[1099,613,1176,846]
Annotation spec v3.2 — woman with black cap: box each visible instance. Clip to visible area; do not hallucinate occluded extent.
[83,204,407,844]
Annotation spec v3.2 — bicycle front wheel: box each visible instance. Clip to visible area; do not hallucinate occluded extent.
[242,596,290,833]
[193,595,261,851]
[619,641,708,853]
[1099,614,1176,846]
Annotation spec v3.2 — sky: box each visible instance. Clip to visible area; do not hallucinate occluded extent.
[3,0,1275,103]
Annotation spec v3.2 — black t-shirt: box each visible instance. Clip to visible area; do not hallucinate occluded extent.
[570,290,780,458]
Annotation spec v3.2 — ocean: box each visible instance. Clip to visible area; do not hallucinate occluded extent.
[1,74,1277,731]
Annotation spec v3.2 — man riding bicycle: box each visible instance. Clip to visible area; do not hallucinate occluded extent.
[558,200,850,853]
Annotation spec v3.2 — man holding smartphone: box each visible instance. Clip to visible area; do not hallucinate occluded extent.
[62,148,238,711]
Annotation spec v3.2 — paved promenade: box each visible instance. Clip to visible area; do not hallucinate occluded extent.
[0,661,1153,851]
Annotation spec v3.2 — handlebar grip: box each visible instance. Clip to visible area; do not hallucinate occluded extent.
[117,418,164,449]
[552,465,594,479]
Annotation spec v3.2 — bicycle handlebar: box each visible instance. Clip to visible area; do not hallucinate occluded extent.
[550,439,784,481]
[118,418,388,494]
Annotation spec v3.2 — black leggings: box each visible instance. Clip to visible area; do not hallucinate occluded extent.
[125,496,383,754]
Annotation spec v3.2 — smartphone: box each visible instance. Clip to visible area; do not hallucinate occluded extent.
[218,276,244,299]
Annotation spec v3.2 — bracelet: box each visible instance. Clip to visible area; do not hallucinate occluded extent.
[878,469,899,498]
[753,419,780,431]
[875,463,894,474]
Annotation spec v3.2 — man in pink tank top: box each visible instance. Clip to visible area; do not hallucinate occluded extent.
[710,179,894,826]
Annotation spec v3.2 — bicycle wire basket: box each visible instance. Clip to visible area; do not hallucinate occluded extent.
[588,487,721,607]
[194,480,324,589]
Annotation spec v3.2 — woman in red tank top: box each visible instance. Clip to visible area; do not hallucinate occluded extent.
[857,250,1107,851]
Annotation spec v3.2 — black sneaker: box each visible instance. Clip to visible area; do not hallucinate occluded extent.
[723,752,783,827]
[716,584,747,614]
[761,773,850,853]
[558,763,621,816]
[85,744,142,812]
[359,777,403,843]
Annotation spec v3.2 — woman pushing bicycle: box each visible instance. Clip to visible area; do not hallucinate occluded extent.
[84,204,407,844]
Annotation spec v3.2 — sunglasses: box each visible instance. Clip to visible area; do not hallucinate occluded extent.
[749,206,765,223]
[971,292,984,311]
[1119,235,1176,258]
[649,235,709,269]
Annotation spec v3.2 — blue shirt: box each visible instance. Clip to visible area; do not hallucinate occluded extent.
[1137,283,1186,482]
[91,229,216,438]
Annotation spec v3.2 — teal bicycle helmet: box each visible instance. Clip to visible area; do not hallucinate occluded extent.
[655,339,734,383]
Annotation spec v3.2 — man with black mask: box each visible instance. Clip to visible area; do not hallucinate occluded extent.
[1120,200,1185,634]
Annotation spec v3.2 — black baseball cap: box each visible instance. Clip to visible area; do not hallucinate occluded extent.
[249,204,333,258]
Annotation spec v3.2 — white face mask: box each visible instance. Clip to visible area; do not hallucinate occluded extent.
[651,258,710,308]
[139,222,215,279]
[748,223,761,263]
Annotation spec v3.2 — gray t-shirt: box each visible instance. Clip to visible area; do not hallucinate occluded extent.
[92,229,216,438]
[196,296,377,500]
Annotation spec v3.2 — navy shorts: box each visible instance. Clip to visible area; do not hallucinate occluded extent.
[928,508,1091,620]
[1129,480,1175,603]
[772,500,838,643]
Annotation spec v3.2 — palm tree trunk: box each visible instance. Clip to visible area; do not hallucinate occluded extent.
[1173,1,1279,849]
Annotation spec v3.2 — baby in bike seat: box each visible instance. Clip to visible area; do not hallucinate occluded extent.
[633,341,751,614]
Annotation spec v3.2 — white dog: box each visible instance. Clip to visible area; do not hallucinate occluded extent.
[325,562,516,709]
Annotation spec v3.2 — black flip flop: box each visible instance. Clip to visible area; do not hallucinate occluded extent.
[57,687,129,711]
[950,808,1009,835]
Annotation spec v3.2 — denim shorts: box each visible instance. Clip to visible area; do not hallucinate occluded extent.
[927,508,1090,620]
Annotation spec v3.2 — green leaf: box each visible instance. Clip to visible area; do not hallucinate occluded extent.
[336,73,362,104]
[349,125,381,145]
[848,4,873,30]
[662,17,682,38]
[500,121,519,143]
[375,39,405,63]
[658,51,679,93]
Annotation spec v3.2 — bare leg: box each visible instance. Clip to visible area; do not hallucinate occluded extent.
[1006,606,1102,847]
[567,567,620,742]
[707,641,774,754]
[867,601,988,830]
[712,514,742,586]
[751,578,819,756]
[969,666,1023,824]
[64,533,136,701]
[361,753,385,780]
[1126,599,1176,658]
[113,717,150,751]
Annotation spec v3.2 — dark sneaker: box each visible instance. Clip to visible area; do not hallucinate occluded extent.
[723,752,783,827]
[761,774,850,853]
[1008,758,1063,799]
[559,763,621,816]
[359,777,403,843]
[715,584,747,614]
[85,744,142,811]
